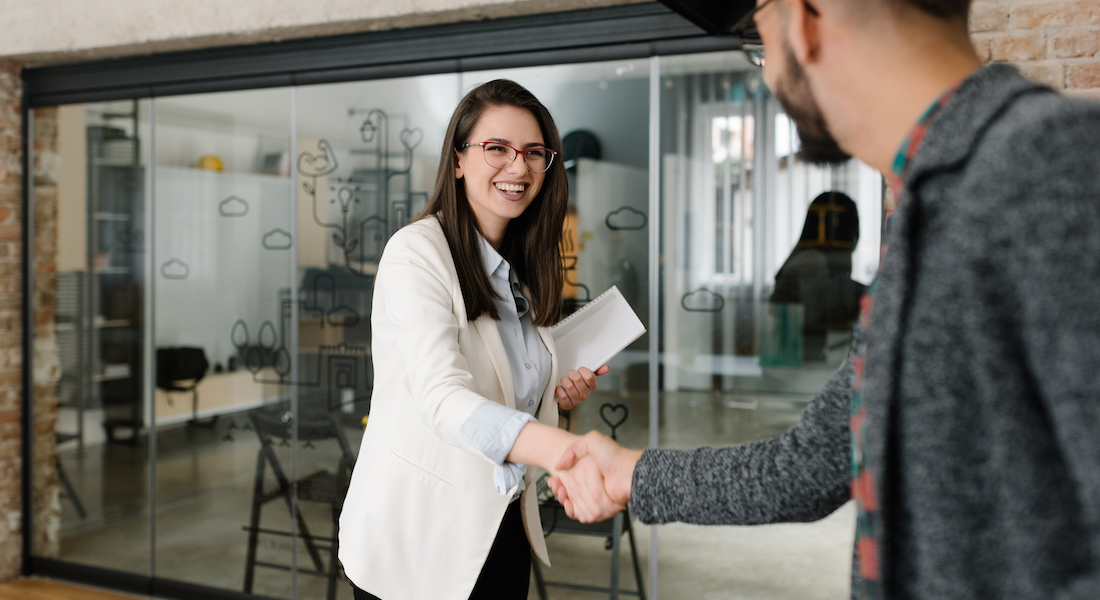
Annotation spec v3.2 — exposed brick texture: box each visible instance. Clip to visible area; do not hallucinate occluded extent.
[974,0,1100,95]
[0,59,21,583]
[31,106,60,562]
[0,62,62,584]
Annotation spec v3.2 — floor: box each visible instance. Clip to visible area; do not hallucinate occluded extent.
[50,386,855,600]
[0,578,143,600]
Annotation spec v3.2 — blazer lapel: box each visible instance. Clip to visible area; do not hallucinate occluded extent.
[535,326,559,426]
[473,316,515,409]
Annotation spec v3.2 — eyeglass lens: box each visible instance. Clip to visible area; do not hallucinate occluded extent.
[743,45,765,68]
[481,143,554,173]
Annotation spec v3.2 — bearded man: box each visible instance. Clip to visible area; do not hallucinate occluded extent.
[550,1,1100,598]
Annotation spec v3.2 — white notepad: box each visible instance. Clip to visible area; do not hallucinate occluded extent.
[551,286,646,373]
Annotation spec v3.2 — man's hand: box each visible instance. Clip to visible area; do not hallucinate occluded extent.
[555,365,610,410]
[547,430,642,521]
[550,454,624,523]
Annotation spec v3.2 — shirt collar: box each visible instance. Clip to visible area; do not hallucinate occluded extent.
[886,84,961,210]
[476,233,509,281]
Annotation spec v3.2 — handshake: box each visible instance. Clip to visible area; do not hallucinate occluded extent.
[545,431,645,524]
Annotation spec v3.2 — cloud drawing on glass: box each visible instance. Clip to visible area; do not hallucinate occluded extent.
[262,228,292,250]
[218,195,249,217]
[161,258,190,280]
[605,206,647,231]
[681,288,725,313]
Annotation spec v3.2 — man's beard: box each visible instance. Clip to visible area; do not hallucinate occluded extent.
[773,41,851,165]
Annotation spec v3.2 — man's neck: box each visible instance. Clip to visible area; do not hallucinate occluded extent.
[821,20,982,174]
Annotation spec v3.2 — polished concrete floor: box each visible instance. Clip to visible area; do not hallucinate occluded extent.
[52,386,854,600]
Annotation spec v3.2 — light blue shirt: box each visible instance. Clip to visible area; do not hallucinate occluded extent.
[459,235,553,497]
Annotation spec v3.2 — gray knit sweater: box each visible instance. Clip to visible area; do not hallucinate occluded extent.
[631,64,1100,600]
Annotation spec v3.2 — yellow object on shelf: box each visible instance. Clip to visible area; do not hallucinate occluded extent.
[197,154,224,171]
[361,415,369,430]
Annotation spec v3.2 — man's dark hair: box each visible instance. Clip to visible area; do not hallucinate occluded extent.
[894,0,971,21]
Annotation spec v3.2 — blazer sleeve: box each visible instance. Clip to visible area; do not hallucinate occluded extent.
[373,226,502,457]
[629,357,853,526]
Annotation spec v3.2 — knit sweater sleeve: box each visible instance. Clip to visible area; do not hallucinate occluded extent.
[630,357,853,525]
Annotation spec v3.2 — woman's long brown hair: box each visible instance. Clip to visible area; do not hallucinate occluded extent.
[417,79,566,327]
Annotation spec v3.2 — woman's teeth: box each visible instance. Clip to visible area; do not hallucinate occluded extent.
[495,183,526,193]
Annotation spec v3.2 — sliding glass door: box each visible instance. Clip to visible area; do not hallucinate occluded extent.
[30,49,877,600]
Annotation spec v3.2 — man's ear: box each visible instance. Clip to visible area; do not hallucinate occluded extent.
[784,0,823,65]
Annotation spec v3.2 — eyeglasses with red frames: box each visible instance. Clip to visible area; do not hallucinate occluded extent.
[461,141,558,174]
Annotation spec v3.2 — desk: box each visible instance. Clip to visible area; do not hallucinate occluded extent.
[154,369,282,426]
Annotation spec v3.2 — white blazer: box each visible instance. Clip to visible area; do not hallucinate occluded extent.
[339,216,560,600]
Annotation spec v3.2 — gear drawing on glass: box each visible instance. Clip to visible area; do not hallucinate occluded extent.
[681,288,725,313]
[605,206,647,231]
[218,195,250,217]
[298,109,428,279]
[161,258,190,280]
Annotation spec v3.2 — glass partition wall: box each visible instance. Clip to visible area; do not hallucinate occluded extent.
[31,51,879,599]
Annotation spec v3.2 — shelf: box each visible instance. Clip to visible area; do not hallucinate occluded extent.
[91,158,139,168]
[56,318,131,331]
[93,317,131,329]
[95,267,132,275]
[93,373,132,383]
[93,212,131,221]
[92,363,132,383]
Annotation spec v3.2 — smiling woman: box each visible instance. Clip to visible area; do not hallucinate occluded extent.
[337,79,613,600]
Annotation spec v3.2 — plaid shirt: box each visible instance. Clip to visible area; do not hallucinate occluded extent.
[850,86,959,599]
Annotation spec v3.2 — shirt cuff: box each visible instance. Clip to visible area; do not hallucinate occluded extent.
[460,402,538,495]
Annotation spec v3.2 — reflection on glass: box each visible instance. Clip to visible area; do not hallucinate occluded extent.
[149,87,296,597]
[35,99,152,575]
[657,51,875,598]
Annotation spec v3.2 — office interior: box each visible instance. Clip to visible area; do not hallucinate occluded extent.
[28,34,884,600]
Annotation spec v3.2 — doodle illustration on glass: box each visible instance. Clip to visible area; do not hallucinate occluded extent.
[681,288,725,313]
[218,195,249,217]
[605,206,647,231]
[161,258,190,280]
[298,108,428,279]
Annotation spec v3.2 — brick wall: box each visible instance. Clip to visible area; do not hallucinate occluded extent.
[0,61,61,583]
[971,0,1100,99]
[31,106,61,561]
[0,59,23,581]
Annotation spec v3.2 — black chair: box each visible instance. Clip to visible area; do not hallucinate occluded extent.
[242,406,356,600]
[156,347,214,427]
[531,403,646,600]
